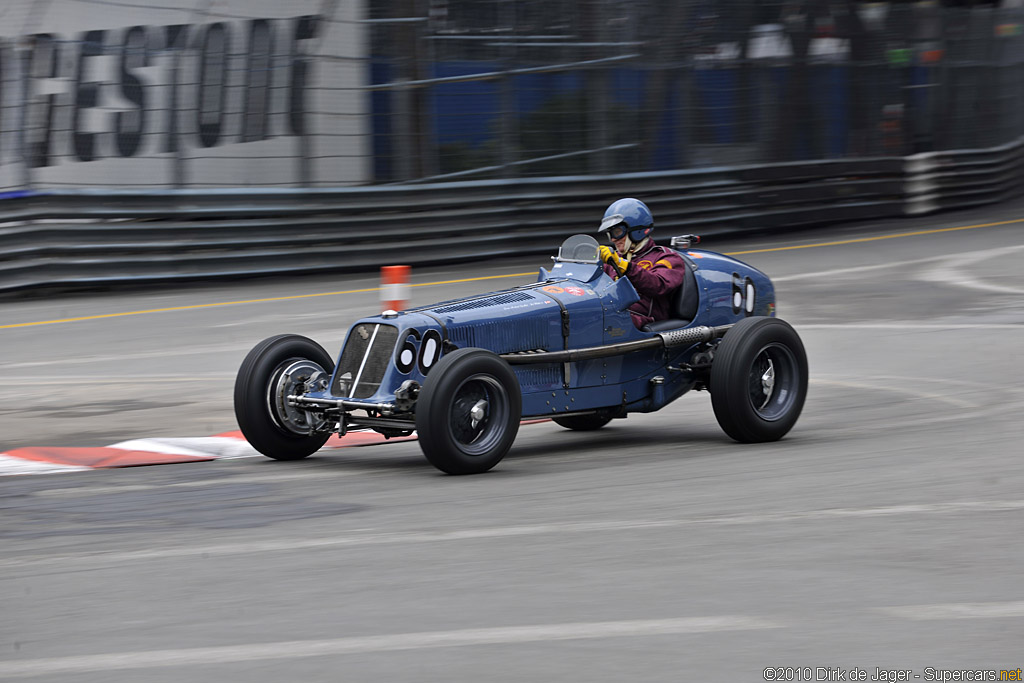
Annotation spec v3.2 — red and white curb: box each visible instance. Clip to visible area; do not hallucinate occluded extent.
[0,430,417,477]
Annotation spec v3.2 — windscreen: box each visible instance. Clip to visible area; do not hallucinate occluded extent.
[556,234,600,264]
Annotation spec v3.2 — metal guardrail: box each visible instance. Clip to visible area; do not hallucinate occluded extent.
[904,137,1024,215]
[1,141,1021,296]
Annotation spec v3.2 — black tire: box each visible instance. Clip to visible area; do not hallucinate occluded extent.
[234,334,335,460]
[552,414,613,431]
[415,348,522,474]
[710,317,808,443]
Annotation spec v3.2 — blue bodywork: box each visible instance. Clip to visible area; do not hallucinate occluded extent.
[301,237,776,422]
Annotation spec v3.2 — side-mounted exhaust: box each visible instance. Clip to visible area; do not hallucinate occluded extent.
[501,324,732,365]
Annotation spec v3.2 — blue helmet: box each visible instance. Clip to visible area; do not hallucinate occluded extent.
[597,198,654,244]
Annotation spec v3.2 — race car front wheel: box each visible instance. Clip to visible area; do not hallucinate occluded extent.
[710,317,808,443]
[415,348,521,474]
[234,334,335,460]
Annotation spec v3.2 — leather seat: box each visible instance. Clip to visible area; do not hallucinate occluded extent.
[642,255,700,332]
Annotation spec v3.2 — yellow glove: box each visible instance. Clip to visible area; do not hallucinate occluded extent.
[599,245,629,276]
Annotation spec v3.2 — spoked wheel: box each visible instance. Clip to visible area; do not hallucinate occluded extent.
[415,348,521,474]
[234,334,335,460]
[710,317,808,443]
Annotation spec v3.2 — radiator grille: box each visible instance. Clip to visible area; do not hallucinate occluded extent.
[333,323,399,398]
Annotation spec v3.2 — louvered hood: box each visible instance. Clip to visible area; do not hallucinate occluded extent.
[418,282,608,355]
[428,289,560,355]
[430,291,537,314]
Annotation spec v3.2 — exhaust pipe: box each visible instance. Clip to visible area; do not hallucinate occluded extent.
[502,325,732,365]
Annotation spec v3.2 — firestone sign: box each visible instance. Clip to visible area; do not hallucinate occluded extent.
[0,1,367,189]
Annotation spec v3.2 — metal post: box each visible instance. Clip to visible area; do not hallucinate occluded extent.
[393,1,417,181]
[16,40,32,190]
[412,2,437,179]
[394,80,414,181]
[498,0,519,177]
[170,39,185,188]
[297,16,314,188]
[583,0,610,174]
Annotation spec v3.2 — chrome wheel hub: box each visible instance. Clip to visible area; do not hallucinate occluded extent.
[759,359,776,409]
[469,399,488,428]
[747,342,799,421]
[270,359,329,435]
[448,375,510,456]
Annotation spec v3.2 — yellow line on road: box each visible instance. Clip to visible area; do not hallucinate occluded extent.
[2,216,1019,329]
[725,217,1024,255]
[0,287,371,329]
[0,273,537,329]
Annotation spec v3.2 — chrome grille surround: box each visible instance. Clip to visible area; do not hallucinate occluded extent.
[332,323,399,398]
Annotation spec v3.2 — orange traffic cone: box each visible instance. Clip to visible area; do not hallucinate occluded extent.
[381,265,410,313]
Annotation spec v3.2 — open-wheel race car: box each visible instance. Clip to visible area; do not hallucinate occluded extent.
[234,233,808,474]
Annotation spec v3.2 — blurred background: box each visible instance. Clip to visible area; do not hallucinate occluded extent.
[370,0,1024,182]
[3,0,1024,293]
[1,0,1022,191]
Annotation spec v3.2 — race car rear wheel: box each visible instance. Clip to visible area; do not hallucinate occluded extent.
[710,317,807,443]
[415,348,521,474]
[234,334,334,460]
[552,414,613,431]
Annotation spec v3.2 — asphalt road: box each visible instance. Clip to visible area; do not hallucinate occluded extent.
[2,201,1024,681]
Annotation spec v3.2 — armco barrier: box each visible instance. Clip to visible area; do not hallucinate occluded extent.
[904,138,1024,215]
[1,141,1021,296]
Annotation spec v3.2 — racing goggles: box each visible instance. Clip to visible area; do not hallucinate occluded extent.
[599,214,629,241]
[605,224,630,241]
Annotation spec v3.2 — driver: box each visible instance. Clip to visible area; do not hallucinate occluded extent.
[597,198,686,329]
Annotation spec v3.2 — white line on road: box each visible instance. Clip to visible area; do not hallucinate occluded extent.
[878,601,1024,620]
[811,378,979,409]
[917,245,1024,295]
[31,469,379,498]
[3,500,1023,570]
[0,616,780,678]
[0,375,234,385]
[796,323,1023,330]
[772,254,951,282]
[772,244,1024,292]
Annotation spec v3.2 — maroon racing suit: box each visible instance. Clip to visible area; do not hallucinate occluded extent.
[602,240,687,329]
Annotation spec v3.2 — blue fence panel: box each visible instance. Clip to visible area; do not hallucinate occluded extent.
[371,59,395,181]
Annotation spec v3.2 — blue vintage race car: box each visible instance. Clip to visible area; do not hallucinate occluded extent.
[234,234,808,474]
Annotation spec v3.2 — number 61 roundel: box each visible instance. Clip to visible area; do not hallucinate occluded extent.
[395,328,443,375]
[731,273,756,316]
